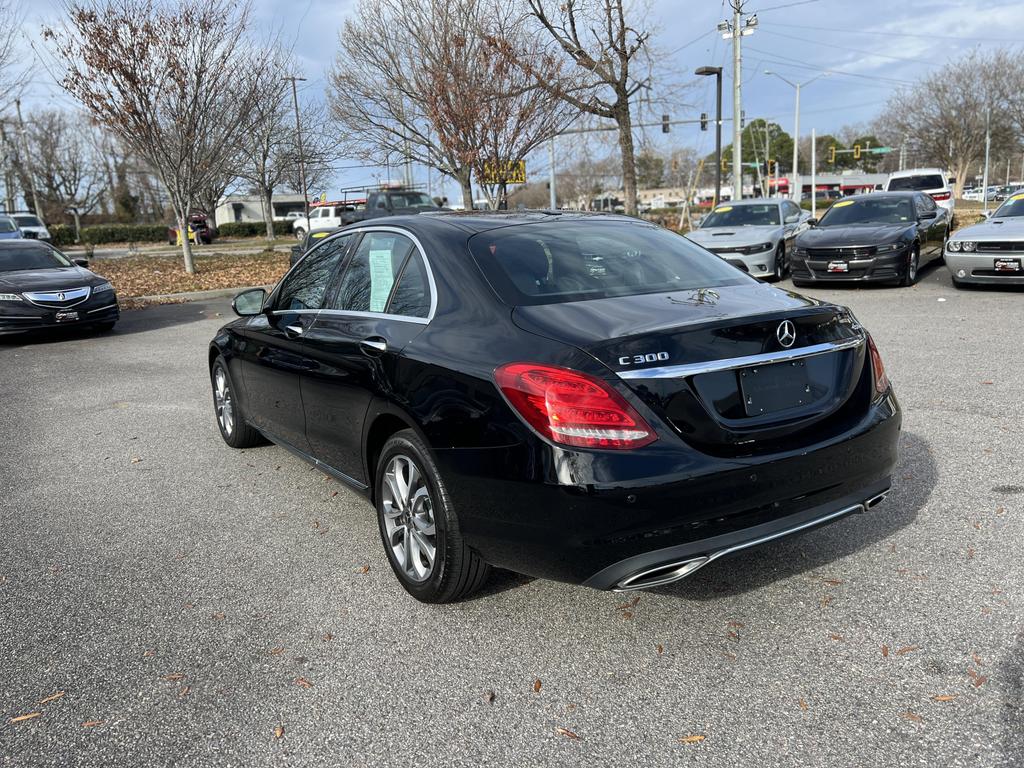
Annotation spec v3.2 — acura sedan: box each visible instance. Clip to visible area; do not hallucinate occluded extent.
[684,198,812,281]
[0,241,119,335]
[790,192,948,286]
[945,192,1024,287]
[209,213,901,602]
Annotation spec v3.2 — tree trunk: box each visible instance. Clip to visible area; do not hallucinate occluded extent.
[615,101,639,217]
[457,168,474,210]
[178,213,196,274]
[72,210,83,244]
[261,187,275,241]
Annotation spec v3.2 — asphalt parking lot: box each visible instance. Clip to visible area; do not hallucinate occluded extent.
[1,261,1022,767]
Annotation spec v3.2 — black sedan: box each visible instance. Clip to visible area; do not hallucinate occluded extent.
[209,213,901,602]
[790,192,948,286]
[0,241,119,336]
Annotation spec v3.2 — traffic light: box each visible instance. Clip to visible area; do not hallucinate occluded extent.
[767,159,776,175]
[829,145,836,164]
[700,112,708,131]
[662,114,670,133]
[853,144,861,159]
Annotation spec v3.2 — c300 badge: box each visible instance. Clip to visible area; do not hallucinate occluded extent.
[618,352,670,366]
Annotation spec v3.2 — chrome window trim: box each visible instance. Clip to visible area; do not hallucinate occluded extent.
[22,286,92,308]
[617,336,865,380]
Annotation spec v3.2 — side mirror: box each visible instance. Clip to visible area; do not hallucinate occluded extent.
[981,210,993,219]
[73,257,89,267]
[232,287,267,317]
[948,177,956,185]
[807,217,818,226]
[784,213,800,224]
[919,210,937,220]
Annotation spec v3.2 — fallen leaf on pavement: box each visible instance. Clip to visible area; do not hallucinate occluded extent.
[617,597,640,611]
[902,711,923,723]
[882,644,889,657]
[143,649,156,657]
[895,645,919,656]
[968,669,988,688]
[656,643,664,655]
[678,734,706,744]
[533,679,542,693]
[211,612,225,620]
[81,720,104,728]
[621,610,634,620]
[830,634,844,641]
[727,620,744,628]
[355,565,370,574]
[162,673,184,682]
[130,457,142,464]
[483,689,495,704]
[821,595,833,608]
[11,712,42,723]
[178,686,190,698]
[799,698,809,711]
[555,727,581,740]
[323,633,333,642]
[933,694,957,702]
[273,725,284,739]
[296,677,313,689]
[972,653,984,666]
[269,647,285,656]
[727,630,740,641]
[38,691,65,705]
[823,578,843,586]
[981,380,993,385]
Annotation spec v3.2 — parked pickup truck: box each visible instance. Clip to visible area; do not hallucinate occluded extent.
[291,189,442,237]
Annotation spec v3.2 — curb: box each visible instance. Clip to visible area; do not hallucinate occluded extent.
[131,285,274,303]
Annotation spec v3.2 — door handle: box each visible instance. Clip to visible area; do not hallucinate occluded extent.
[360,337,387,356]
[285,324,304,337]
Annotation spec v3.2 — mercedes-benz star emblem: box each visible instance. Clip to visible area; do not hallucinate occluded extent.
[777,320,797,348]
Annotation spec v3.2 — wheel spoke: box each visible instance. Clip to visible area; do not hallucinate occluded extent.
[393,458,410,502]
[383,470,404,509]
[402,525,413,570]
[412,531,435,571]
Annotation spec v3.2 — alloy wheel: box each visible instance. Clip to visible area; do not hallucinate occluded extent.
[214,367,234,436]
[381,454,437,582]
[908,249,919,283]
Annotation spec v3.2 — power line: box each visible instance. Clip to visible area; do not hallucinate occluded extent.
[753,0,823,11]
[745,46,915,85]
[769,20,1024,42]
[760,29,936,65]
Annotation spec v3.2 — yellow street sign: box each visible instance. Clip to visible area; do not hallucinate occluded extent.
[481,160,526,185]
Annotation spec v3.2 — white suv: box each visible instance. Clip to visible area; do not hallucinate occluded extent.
[884,168,955,223]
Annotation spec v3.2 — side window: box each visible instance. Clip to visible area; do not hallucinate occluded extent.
[328,231,428,316]
[389,248,431,318]
[922,195,937,212]
[275,235,351,311]
[786,201,801,219]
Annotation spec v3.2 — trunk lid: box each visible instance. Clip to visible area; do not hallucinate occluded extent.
[512,282,870,456]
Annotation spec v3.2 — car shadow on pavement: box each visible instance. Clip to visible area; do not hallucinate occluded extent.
[654,430,936,601]
[0,300,224,346]
[998,632,1024,767]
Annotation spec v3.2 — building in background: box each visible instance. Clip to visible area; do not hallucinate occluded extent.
[214,193,308,226]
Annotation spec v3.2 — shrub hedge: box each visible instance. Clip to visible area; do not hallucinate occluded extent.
[48,220,292,247]
[217,221,292,238]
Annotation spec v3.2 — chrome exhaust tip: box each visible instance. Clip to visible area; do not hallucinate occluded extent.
[865,490,890,509]
[615,556,711,591]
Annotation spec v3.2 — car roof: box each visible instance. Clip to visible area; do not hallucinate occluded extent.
[714,198,783,207]
[341,210,639,236]
[0,238,49,249]
[832,192,919,203]
[887,168,945,178]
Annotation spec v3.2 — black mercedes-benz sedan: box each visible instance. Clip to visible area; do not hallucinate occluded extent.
[790,192,948,286]
[208,213,901,602]
[0,241,119,336]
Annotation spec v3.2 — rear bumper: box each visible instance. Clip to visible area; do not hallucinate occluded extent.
[0,299,119,335]
[946,252,1024,285]
[436,391,901,587]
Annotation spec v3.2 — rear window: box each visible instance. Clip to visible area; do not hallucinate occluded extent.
[0,217,16,233]
[468,220,749,306]
[13,215,43,228]
[887,175,944,191]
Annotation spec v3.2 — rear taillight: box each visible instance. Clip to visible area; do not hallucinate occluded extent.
[930,191,951,201]
[494,363,657,450]
[866,334,890,395]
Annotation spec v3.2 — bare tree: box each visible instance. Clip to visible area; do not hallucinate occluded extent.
[330,0,477,208]
[44,0,265,273]
[519,0,654,216]
[15,110,106,239]
[414,0,576,209]
[878,50,1018,198]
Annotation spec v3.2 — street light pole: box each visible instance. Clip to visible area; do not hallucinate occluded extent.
[731,2,742,201]
[283,76,309,220]
[695,66,723,206]
[764,71,827,202]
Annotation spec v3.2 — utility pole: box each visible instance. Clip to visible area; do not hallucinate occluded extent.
[982,109,991,216]
[15,101,41,217]
[765,120,771,197]
[548,136,557,209]
[283,76,310,220]
[810,128,817,220]
[764,71,824,202]
[731,1,742,201]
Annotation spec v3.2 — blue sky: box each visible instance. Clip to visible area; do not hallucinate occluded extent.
[19,0,1024,195]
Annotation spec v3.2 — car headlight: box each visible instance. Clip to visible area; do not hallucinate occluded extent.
[876,242,905,253]
[947,240,962,252]
[0,292,23,302]
[92,281,115,294]
[961,241,977,252]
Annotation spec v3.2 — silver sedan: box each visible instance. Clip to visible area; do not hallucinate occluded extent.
[946,193,1024,287]
[685,198,813,281]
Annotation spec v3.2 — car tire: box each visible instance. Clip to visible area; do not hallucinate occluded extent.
[767,243,786,282]
[375,429,490,603]
[899,246,920,287]
[211,356,263,449]
[94,321,116,333]
[792,279,812,288]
